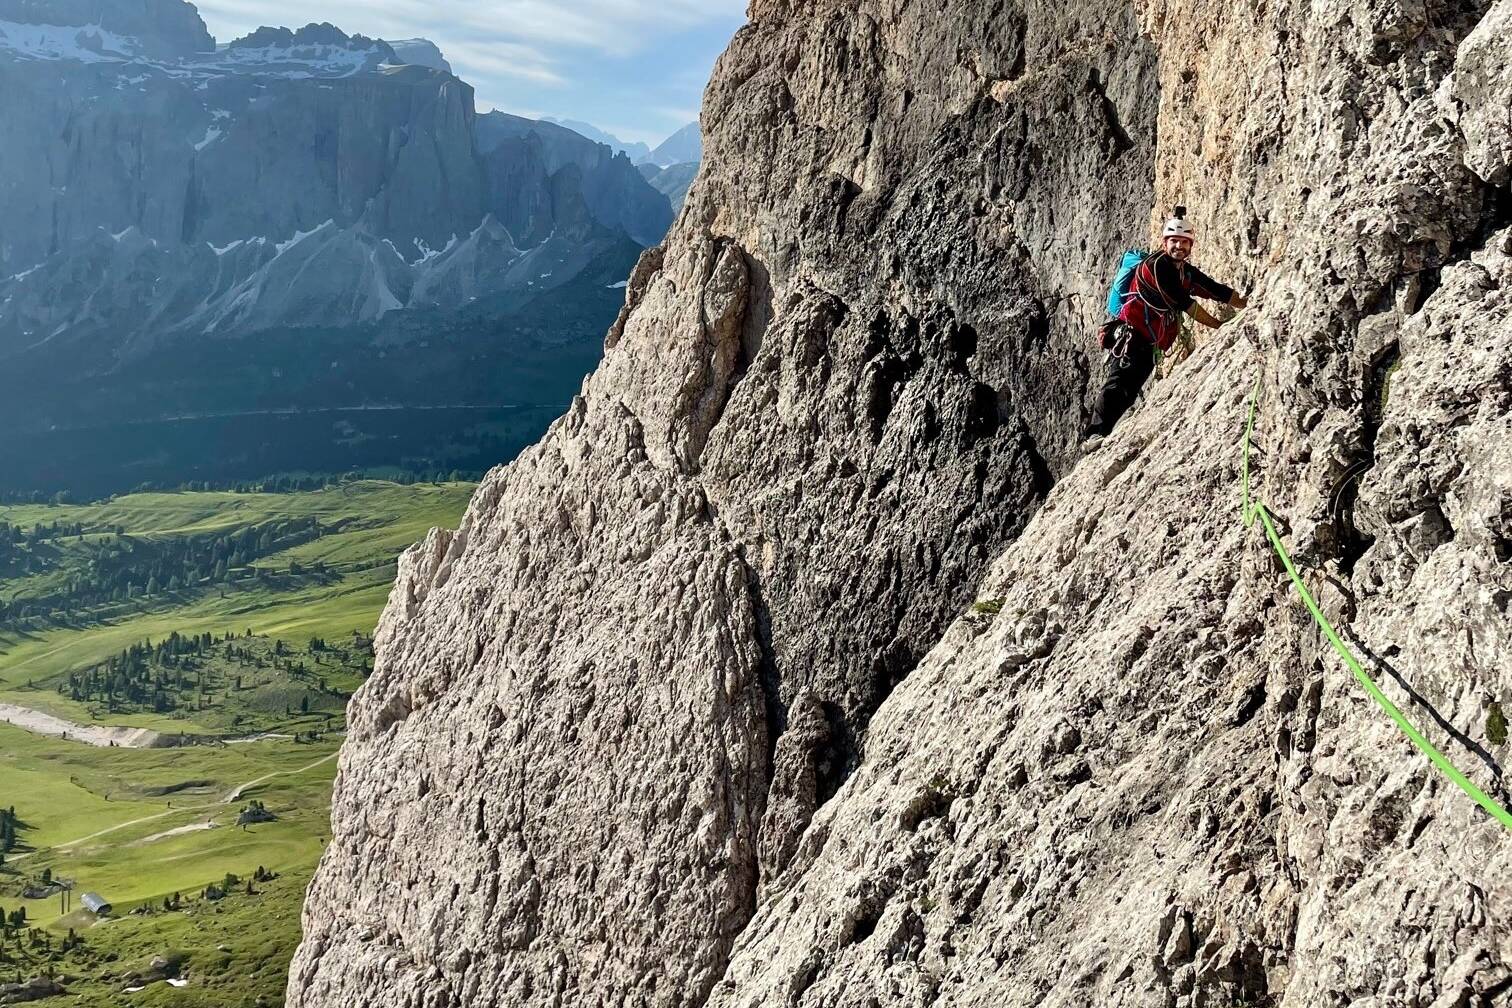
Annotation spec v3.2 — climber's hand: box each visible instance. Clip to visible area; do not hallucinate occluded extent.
[1189,303,1222,329]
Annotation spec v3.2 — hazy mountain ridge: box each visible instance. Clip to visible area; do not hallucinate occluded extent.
[638,160,700,211]
[646,120,701,166]
[549,116,703,170]
[0,215,626,361]
[475,113,671,247]
[542,117,654,162]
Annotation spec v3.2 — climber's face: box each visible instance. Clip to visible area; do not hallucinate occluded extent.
[1164,235,1193,260]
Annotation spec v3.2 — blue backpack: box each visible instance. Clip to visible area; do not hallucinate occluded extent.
[1106,249,1150,317]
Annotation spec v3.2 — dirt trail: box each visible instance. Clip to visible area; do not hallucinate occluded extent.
[9,809,180,863]
[133,820,220,845]
[1,702,321,748]
[222,751,339,803]
[0,703,160,747]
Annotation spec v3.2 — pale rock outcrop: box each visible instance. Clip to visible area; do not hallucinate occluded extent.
[292,0,1512,1006]
[1453,1,1512,187]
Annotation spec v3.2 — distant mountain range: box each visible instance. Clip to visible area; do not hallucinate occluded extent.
[543,119,704,210]
[637,162,700,213]
[0,1,675,496]
[543,118,702,170]
[647,122,702,167]
[542,118,654,163]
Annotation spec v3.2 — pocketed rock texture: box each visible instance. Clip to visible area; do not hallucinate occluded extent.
[290,0,1512,1006]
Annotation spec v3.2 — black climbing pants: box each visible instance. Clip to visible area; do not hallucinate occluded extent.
[1091,332,1155,436]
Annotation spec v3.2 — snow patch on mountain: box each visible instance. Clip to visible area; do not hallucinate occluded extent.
[275,221,337,256]
[0,20,139,62]
[189,41,386,79]
[0,19,397,80]
[0,216,553,357]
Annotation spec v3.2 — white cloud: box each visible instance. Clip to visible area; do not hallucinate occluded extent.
[447,0,736,54]
[193,0,745,55]
[438,37,564,86]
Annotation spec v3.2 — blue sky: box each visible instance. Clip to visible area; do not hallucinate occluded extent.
[191,0,748,146]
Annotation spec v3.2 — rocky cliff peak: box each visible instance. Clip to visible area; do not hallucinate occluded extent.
[545,118,656,163]
[647,120,702,167]
[0,0,213,56]
[290,1,1512,1006]
[227,22,395,60]
[385,38,452,74]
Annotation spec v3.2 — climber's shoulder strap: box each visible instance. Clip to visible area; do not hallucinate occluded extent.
[1106,248,1154,319]
[1133,251,1180,315]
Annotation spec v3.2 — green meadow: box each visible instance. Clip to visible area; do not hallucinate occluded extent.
[0,723,341,1005]
[0,723,339,910]
[0,481,472,731]
[0,481,472,1005]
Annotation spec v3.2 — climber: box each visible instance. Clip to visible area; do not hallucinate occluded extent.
[1086,207,1248,443]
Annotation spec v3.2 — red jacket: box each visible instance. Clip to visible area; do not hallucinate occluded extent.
[1118,252,1235,351]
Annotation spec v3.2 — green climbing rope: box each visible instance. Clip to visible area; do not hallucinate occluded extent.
[1243,378,1512,833]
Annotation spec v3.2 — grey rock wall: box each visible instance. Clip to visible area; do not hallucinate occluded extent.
[477,113,674,248]
[291,0,1512,1006]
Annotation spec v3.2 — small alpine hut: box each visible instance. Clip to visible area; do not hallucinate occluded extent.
[81,892,112,916]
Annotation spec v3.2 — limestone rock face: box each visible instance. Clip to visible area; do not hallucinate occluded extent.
[291,0,1512,1006]
[1454,2,1512,187]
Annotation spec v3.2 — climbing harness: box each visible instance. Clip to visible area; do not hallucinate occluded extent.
[1243,379,1512,833]
[1112,325,1135,359]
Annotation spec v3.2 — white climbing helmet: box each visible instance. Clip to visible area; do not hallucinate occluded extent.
[1162,205,1196,241]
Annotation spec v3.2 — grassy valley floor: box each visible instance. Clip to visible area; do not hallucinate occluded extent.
[0,481,472,1004]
